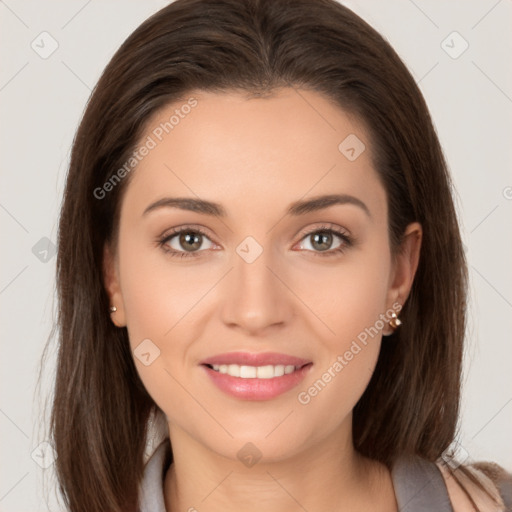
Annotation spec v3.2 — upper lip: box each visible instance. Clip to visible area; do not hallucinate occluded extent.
[200,351,311,367]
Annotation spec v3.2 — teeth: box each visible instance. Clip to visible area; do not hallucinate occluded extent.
[228,364,240,377]
[210,363,300,378]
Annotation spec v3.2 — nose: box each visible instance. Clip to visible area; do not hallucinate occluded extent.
[219,242,294,336]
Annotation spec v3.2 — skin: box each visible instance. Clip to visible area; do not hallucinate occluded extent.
[104,87,423,512]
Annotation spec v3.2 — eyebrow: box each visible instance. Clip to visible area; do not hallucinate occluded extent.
[142,193,372,219]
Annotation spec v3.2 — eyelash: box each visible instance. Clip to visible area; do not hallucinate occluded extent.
[157,224,354,260]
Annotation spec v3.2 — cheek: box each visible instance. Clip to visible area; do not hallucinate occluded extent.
[294,240,391,424]
[117,229,212,347]
[116,231,217,420]
[299,236,392,348]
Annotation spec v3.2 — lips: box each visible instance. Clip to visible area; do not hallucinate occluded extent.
[200,351,313,401]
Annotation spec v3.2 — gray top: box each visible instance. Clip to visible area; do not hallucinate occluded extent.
[391,455,453,511]
[138,440,509,512]
[139,440,171,512]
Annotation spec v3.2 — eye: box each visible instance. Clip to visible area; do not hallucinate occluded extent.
[157,223,354,259]
[158,226,215,258]
[296,224,353,257]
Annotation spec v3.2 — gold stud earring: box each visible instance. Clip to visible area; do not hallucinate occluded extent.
[388,311,402,331]
[109,306,117,313]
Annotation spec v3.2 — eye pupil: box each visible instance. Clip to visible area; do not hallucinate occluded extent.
[180,232,202,251]
[311,231,332,251]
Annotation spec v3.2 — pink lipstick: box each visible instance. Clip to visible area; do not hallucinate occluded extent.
[200,351,313,401]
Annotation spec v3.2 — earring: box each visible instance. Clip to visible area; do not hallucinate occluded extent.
[388,311,402,331]
[109,305,117,313]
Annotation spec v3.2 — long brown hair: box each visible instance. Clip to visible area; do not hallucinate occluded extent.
[40,0,478,510]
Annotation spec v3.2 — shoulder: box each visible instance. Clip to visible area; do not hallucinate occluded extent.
[436,460,512,512]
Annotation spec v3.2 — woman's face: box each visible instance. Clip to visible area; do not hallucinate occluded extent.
[104,87,421,463]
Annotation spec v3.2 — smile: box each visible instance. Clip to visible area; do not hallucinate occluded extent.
[206,363,302,379]
[201,356,313,400]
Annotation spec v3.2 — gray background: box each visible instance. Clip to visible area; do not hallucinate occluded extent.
[1,0,511,510]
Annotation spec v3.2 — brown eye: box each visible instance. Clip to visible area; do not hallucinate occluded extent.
[175,231,203,252]
[296,226,353,257]
[160,227,215,258]
[309,231,336,252]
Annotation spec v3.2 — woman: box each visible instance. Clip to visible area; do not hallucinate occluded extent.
[46,0,512,510]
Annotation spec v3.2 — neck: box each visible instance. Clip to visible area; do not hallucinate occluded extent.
[163,420,397,512]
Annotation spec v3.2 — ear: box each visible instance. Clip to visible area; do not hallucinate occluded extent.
[103,242,127,328]
[383,222,422,334]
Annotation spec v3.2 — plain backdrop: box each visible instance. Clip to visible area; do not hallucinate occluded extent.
[1,1,511,510]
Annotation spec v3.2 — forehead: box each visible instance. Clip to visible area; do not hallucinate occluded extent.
[121,88,386,222]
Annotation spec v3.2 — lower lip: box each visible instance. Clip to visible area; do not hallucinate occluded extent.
[201,363,313,401]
